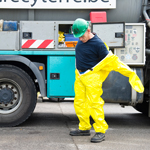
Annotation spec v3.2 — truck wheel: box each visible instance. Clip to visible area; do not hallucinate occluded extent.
[0,65,37,127]
[134,95,149,115]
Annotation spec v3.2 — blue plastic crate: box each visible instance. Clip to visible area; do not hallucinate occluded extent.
[64,34,74,37]
[3,21,18,31]
[64,34,79,41]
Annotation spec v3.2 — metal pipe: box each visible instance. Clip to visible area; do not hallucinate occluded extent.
[143,0,150,28]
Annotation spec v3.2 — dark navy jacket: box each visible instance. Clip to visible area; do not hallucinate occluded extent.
[75,34,109,70]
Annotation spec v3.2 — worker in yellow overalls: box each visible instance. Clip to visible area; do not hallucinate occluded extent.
[69,18,144,143]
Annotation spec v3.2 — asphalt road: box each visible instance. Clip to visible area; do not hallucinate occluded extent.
[0,99,150,150]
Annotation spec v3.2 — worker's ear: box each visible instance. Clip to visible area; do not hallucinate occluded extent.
[87,28,91,33]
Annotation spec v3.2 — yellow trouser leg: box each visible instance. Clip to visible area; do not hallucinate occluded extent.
[82,72,108,133]
[74,70,108,133]
[74,71,91,130]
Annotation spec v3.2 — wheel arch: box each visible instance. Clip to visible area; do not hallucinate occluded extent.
[0,55,46,96]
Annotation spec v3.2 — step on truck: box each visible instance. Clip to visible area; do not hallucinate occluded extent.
[0,0,150,126]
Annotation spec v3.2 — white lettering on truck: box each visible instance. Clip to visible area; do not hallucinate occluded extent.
[0,0,116,9]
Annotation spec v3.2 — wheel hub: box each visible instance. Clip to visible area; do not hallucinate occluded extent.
[0,79,22,114]
[0,88,14,104]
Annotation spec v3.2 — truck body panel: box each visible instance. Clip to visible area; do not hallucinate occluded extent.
[0,0,150,126]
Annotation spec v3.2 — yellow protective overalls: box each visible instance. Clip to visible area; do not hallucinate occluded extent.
[74,51,144,133]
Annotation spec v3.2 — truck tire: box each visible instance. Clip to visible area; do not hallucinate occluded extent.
[0,65,37,127]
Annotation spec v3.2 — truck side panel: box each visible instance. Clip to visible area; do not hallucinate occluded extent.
[47,55,75,98]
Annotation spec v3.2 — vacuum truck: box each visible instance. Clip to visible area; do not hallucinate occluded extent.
[0,0,150,127]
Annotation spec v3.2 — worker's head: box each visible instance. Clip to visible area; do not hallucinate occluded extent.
[72,18,91,43]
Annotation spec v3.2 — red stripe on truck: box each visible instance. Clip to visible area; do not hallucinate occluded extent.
[22,40,36,48]
[38,40,53,48]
